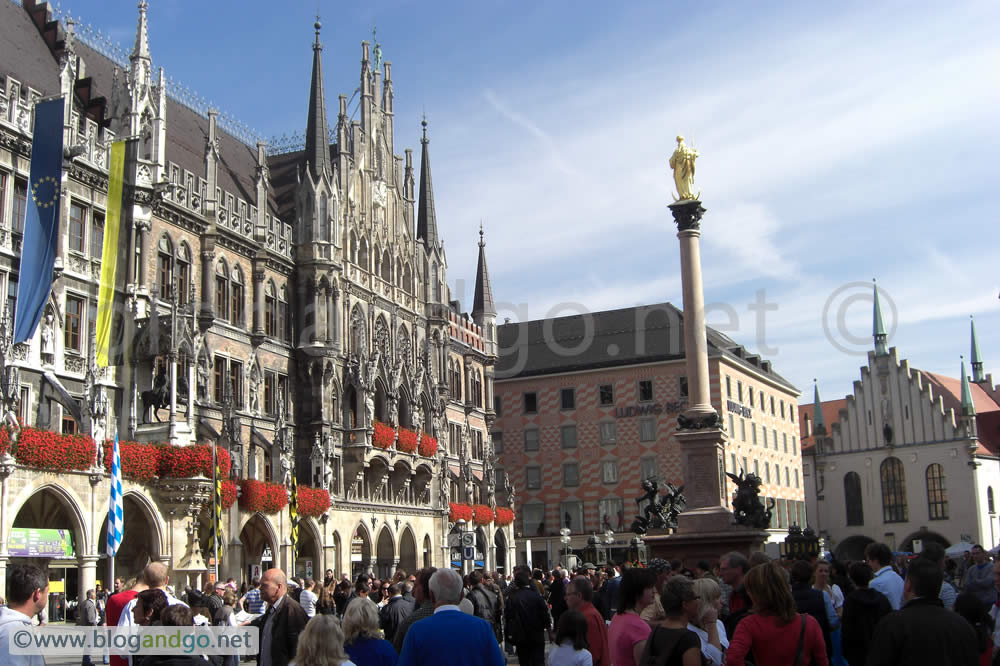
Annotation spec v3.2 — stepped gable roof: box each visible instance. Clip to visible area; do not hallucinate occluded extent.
[0,0,60,95]
[921,370,1000,455]
[798,398,848,452]
[496,302,797,392]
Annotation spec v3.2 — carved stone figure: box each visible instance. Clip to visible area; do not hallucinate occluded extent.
[668,135,700,201]
[365,350,380,389]
[230,442,243,479]
[364,391,375,426]
[390,356,403,392]
[726,470,773,529]
[280,447,293,487]
[630,479,687,534]
[502,471,516,509]
[196,354,210,399]
[40,314,55,359]
[438,467,450,508]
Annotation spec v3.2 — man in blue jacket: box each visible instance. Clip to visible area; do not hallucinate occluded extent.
[398,568,505,666]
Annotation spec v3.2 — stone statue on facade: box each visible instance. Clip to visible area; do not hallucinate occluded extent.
[196,353,210,400]
[502,471,516,509]
[249,362,261,415]
[40,313,55,364]
[438,465,450,508]
[669,135,700,201]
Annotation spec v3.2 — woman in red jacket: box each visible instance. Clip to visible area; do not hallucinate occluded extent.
[727,561,829,666]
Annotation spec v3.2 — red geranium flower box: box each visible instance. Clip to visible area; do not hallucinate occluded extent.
[239,479,288,514]
[397,428,418,454]
[297,485,332,517]
[15,427,94,471]
[495,507,515,526]
[220,479,238,509]
[449,502,473,523]
[473,504,495,525]
[102,440,160,481]
[418,434,438,457]
[373,421,395,450]
[159,444,232,478]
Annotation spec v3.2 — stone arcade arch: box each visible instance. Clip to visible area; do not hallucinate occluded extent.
[240,513,279,577]
[97,490,165,587]
[375,526,395,579]
[494,528,508,573]
[475,526,488,569]
[9,483,91,610]
[900,529,950,554]
[422,534,432,569]
[834,535,875,562]
[399,527,417,574]
[294,518,323,578]
[351,524,373,579]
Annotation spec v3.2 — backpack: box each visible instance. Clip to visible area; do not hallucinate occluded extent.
[470,586,502,642]
[638,626,706,666]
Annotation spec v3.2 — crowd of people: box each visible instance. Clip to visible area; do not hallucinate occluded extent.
[2,540,1000,665]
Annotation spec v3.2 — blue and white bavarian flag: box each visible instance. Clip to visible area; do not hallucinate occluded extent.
[106,434,123,557]
[14,97,65,343]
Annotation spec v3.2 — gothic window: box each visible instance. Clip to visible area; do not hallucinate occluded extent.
[381,249,392,283]
[229,360,244,410]
[215,260,229,321]
[989,487,995,514]
[373,244,381,276]
[350,231,358,264]
[359,237,369,270]
[402,264,412,294]
[925,463,948,520]
[65,294,84,352]
[278,286,290,343]
[318,195,329,242]
[231,267,245,327]
[350,306,366,354]
[213,355,226,404]
[157,235,174,299]
[90,211,105,260]
[430,263,439,302]
[13,178,27,233]
[176,242,191,305]
[844,472,864,526]
[265,281,277,337]
[69,202,86,253]
[880,457,908,523]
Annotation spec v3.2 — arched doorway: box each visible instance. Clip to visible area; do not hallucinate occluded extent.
[241,513,278,580]
[98,492,163,588]
[834,535,875,562]
[475,527,488,570]
[343,385,358,430]
[399,527,417,574]
[900,529,950,554]
[350,525,372,579]
[375,526,395,579]
[332,532,342,578]
[423,534,432,568]
[494,528,508,574]
[295,519,322,579]
[10,485,89,618]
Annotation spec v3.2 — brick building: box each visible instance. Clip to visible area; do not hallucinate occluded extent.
[493,303,804,568]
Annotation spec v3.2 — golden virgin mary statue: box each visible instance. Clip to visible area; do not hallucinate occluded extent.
[669,135,700,201]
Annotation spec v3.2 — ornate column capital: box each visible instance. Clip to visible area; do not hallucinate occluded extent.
[668,200,706,232]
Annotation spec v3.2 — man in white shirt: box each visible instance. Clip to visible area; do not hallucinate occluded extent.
[0,563,49,666]
[298,579,317,617]
[866,542,904,610]
[117,562,188,630]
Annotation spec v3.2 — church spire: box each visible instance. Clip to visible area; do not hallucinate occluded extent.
[304,17,331,179]
[131,0,151,63]
[873,279,888,356]
[472,223,496,319]
[971,316,985,383]
[961,356,976,417]
[812,379,826,436]
[416,117,439,248]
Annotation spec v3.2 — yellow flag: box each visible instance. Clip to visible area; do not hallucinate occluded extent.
[95,142,126,367]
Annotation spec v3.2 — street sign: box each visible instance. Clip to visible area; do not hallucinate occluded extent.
[461,532,476,548]
[305,559,314,578]
[463,545,475,561]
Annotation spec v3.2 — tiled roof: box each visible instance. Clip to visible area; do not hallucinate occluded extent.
[798,398,848,451]
[496,302,797,392]
[0,0,60,96]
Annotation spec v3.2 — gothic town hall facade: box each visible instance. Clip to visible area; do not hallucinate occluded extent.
[0,0,511,601]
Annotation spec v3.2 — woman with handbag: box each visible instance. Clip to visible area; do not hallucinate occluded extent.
[727,562,828,666]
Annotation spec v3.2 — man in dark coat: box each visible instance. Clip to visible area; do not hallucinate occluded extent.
[504,570,551,666]
[789,559,832,656]
[841,562,892,666]
[467,571,503,643]
[380,583,415,644]
[248,569,308,666]
[867,557,979,666]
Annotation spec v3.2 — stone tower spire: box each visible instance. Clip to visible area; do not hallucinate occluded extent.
[304,18,331,179]
[873,279,888,357]
[132,0,151,63]
[472,224,496,320]
[971,316,985,383]
[812,380,826,436]
[961,356,976,417]
[416,118,439,248]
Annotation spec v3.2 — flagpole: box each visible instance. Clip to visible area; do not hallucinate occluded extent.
[108,423,116,597]
[213,436,219,582]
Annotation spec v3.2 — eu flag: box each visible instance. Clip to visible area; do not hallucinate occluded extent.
[14,97,64,343]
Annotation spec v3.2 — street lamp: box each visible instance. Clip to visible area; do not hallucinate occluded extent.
[630,535,646,564]
[559,528,572,569]
[455,518,470,575]
[603,529,615,565]
[587,533,601,566]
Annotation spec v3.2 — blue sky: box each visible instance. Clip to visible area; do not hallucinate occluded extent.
[61,0,1000,404]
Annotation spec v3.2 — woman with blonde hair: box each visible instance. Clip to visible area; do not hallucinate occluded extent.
[291,614,355,666]
[685,578,727,666]
[728,561,828,666]
[341,597,398,666]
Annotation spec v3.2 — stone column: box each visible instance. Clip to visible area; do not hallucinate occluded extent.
[670,200,730,532]
[136,222,150,288]
[200,249,216,326]
[252,265,265,336]
[326,288,335,344]
[79,555,99,603]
